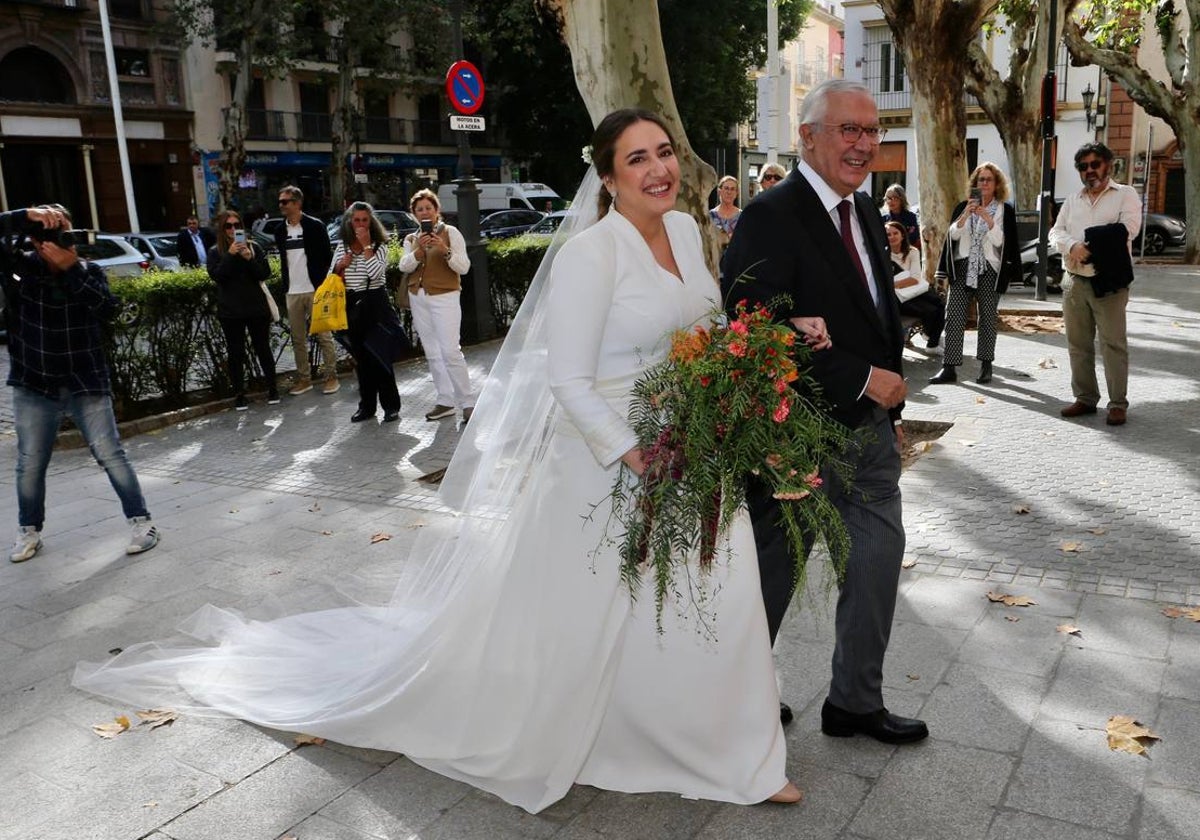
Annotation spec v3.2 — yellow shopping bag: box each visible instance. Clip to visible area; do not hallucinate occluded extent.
[310,273,347,333]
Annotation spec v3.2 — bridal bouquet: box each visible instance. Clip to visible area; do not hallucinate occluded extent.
[606,299,852,626]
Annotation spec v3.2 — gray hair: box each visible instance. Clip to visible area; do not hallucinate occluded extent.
[799,79,873,127]
[758,162,787,185]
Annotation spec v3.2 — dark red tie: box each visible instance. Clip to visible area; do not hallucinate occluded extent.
[837,199,870,293]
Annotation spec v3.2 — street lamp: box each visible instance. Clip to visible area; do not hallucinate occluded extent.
[1082,83,1096,131]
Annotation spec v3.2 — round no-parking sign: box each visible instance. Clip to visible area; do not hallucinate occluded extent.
[445,60,485,116]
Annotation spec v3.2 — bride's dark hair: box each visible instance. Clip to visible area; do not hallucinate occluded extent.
[591,108,676,219]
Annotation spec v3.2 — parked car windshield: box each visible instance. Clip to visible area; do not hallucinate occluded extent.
[144,235,179,257]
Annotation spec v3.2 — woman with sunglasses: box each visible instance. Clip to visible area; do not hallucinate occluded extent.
[208,210,279,410]
[757,162,787,191]
[930,162,1020,385]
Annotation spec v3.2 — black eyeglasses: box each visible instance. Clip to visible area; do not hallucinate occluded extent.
[224,222,244,229]
[1076,160,1104,172]
[278,198,296,205]
[762,174,782,183]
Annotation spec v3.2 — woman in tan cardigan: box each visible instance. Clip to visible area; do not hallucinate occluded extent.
[398,189,477,423]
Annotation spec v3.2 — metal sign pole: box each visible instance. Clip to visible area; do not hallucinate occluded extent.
[98,0,140,232]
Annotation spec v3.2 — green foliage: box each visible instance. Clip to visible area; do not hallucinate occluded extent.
[104,267,287,416]
[485,235,550,329]
[470,0,811,193]
[1070,0,1156,51]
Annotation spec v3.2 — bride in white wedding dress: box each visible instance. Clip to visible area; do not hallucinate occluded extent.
[74,110,803,813]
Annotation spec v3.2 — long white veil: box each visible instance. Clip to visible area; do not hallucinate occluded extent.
[72,169,605,721]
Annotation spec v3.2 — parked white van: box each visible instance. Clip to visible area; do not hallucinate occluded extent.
[437,182,566,215]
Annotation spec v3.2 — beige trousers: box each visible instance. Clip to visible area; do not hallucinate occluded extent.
[1062,274,1129,410]
[285,292,337,380]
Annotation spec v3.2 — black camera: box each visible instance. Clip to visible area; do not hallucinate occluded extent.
[28,224,84,249]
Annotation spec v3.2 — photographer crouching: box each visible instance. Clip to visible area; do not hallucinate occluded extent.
[0,205,159,563]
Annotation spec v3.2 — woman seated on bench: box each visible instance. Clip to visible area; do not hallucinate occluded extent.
[886,220,943,353]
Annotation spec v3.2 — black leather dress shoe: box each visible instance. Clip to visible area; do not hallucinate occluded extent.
[780,702,794,726]
[350,408,375,423]
[929,365,957,384]
[976,360,993,384]
[382,411,400,423]
[820,699,928,744]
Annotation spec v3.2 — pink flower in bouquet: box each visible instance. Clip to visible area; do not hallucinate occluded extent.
[728,340,747,358]
[729,320,749,337]
[774,378,788,394]
[805,470,823,489]
[772,397,791,423]
[765,453,783,468]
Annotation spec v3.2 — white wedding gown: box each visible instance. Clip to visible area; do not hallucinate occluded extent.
[74,209,786,814]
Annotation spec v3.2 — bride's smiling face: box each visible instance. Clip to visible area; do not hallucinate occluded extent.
[608,120,679,222]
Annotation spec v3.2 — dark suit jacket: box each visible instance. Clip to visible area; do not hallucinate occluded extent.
[721,168,905,430]
[274,213,333,290]
[1083,223,1134,297]
[176,226,215,268]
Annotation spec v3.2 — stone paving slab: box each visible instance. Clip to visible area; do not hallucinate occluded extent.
[0,265,1197,839]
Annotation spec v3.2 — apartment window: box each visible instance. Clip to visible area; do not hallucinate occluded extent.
[110,0,146,18]
[114,48,150,78]
[863,26,908,110]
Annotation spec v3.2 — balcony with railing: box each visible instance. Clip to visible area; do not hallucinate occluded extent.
[9,0,86,9]
[227,109,501,147]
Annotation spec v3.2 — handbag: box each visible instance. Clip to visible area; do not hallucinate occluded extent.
[260,282,280,321]
[310,273,348,333]
[894,272,930,303]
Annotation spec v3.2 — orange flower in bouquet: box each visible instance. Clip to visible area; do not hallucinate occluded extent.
[607,299,852,627]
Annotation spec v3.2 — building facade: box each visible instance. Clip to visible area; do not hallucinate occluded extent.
[0,0,194,230]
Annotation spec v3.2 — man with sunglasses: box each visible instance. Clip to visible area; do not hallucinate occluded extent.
[723,79,922,746]
[1049,143,1142,426]
[274,186,339,396]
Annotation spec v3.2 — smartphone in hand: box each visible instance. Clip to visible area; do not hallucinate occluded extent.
[419,219,434,235]
[233,229,247,245]
[969,188,982,204]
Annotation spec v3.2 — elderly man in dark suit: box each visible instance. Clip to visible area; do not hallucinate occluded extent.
[176,215,215,268]
[721,79,926,745]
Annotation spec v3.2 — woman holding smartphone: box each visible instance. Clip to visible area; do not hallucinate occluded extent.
[207,210,279,410]
[332,202,402,423]
[398,189,476,423]
[930,162,1019,385]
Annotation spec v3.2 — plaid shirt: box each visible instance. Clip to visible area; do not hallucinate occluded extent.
[1,210,119,398]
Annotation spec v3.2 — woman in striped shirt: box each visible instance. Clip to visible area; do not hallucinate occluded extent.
[331,202,402,423]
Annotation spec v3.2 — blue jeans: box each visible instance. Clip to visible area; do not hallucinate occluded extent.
[13,386,150,529]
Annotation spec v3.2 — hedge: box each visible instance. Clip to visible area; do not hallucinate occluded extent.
[100,237,550,419]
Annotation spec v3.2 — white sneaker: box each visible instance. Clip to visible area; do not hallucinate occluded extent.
[127,516,160,555]
[10,526,42,563]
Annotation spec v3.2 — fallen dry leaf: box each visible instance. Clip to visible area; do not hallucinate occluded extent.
[974,396,986,404]
[1057,624,1082,637]
[267,569,282,576]
[1005,615,1021,623]
[1162,605,1200,622]
[1037,357,1058,369]
[294,734,326,747]
[320,530,333,536]
[1105,715,1160,757]
[987,591,1037,607]
[901,556,917,569]
[135,709,178,730]
[1060,541,1085,553]
[92,715,132,739]
[370,532,392,544]
[142,801,158,809]
[915,440,934,453]
[228,509,239,514]
[960,440,978,447]
[309,502,322,512]
[906,674,920,681]
[1012,504,1031,515]
[1088,527,1108,535]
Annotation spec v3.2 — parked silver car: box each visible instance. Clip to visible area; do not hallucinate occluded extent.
[121,231,182,271]
[74,233,149,278]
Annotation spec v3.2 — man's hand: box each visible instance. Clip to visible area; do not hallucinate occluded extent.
[26,207,69,230]
[34,240,79,273]
[1069,242,1091,264]
[865,366,907,409]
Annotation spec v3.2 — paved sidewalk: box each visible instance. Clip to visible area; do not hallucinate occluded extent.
[0,265,1197,840]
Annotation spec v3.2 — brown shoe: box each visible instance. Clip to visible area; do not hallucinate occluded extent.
[1060,401,1098,418]
[288,377,313,396]
[1106,407,1127,426]
[322,376,341,395]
